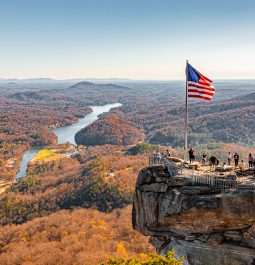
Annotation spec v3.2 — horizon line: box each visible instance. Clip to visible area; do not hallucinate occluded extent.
[1,77,255,82]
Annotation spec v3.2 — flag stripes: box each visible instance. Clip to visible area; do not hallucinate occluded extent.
[188,89,214,96]
[188,94,213,101]
[186,63,215,101]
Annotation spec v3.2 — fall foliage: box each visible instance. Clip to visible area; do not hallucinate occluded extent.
[0,206,155,265]
[75,114,144,146]
[0,80,254,265]
[100,249,184,265]
[0,145,148,225]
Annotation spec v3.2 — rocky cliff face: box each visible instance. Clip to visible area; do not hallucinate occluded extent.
[132,165,255,265]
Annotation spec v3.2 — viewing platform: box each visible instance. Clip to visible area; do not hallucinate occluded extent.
[149,154,255,192]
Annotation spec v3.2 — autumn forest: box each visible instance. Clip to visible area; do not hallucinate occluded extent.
[0,79,254,264]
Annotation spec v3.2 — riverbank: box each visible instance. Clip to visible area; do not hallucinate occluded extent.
[11,103,121,182]
[0,103,121,195]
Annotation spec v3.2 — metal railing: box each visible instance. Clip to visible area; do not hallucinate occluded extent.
[192,174,255,191]
[149,155,165,166]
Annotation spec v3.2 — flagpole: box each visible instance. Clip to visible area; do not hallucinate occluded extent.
[184,60,188,161]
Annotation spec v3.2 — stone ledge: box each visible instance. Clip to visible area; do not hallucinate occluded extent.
[133,165,255,265]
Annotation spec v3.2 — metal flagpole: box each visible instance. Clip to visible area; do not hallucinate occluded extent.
[184,60,188,161]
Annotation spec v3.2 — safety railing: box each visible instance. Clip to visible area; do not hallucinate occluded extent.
[149,155,165,166]
[192,174,255,191]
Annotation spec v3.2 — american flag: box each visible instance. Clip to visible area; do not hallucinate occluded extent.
[187,63,215,100]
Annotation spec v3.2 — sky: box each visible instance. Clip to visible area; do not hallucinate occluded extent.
[1,0,255,80]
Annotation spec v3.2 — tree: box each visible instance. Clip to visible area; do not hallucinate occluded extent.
[100,250,184,265]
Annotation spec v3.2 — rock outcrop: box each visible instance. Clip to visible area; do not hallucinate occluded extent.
[132,165,255,265]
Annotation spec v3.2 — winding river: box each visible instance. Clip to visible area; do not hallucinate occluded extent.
[16,103,121,178]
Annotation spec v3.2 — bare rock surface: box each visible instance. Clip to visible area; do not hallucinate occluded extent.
[132,165,255,265]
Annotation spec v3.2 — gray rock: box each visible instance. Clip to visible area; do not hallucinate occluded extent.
[140,183,168,193]
[241,225,255,248]
[207,233,224,246]
[167,176,193,187]
[161,240,255,265]
[136,165,169,186]
[224,231,242,241]
[133,165,255,265]
[185,235,197,241]
[180,186,221,195]
[149,236,167,252]
[197,234,210,243]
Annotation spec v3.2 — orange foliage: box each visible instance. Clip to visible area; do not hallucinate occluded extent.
[0,206,154,265]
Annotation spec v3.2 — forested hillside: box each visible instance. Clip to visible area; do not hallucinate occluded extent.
[0,99,91,181]
[0,144,153,264]
[71,85,255,148]
[1,80,255,183]
[5,79,255,155]
[0,145,147,225]
[75,113,144,146]
[0,206,155,265]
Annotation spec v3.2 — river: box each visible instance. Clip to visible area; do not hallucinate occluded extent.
[16,103,121,178]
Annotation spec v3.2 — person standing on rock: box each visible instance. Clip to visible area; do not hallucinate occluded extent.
[227,152,232,166]
[234,152,239,168]
[209,155,216,171]
[188,148,193,164]
[240,160,245,171]
[152,151,156,163]
[156,151,161,164]
[248,153,253,169]
[202,153,207,166]
[189,148,192,164]
[193,149,197,162]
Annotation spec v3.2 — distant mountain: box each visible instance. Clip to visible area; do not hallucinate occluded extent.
[7,80,255,148]
[8,81,130,106]
[74,78,132,83]
[70,81,96,88]
[70,81,129,90]
[23,78,57,82]
[9,91,45,101]
[0,78,57,83]
[235,91,255,101]
[0,77,133,84]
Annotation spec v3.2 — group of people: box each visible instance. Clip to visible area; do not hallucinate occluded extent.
[226,152,255,170]
[153,148,255,172]
[201,153,219,170]
[188,149,255,171]
[227,152,240,167]
[152,149,172,164]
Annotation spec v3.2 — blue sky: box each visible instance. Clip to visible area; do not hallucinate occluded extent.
[1,0,255,79]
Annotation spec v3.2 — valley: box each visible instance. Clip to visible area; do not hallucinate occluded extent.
[0,79,254,264]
